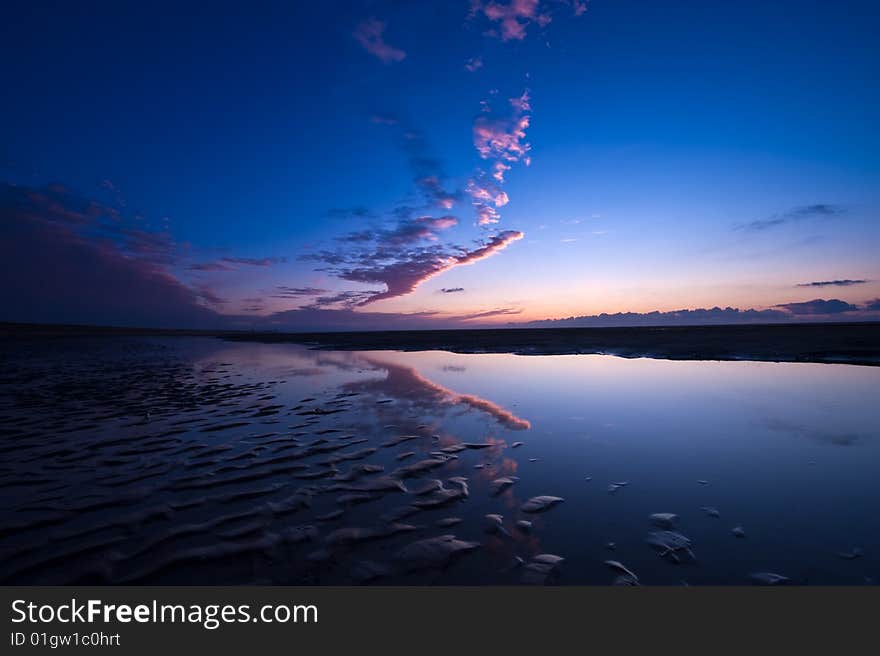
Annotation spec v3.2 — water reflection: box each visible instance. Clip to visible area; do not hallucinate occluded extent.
[340,352,531,430]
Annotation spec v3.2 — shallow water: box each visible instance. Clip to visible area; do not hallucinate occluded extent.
[0,336,877,585]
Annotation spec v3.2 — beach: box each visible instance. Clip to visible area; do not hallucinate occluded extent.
[1,333,877,585]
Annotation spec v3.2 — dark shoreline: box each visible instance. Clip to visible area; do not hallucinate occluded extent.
[2,321,880,366]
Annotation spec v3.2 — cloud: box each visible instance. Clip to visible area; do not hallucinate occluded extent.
[370,117,461,212]
[221,256,286,266]
[796,279,868,288]
[522,296,880,328]
[326,205,375,219]
[775,298,860,315]
[189,255,286,271]
[370,115,398,126]
[353,18,406,63]
[307,290,381,310]
[189,261,235,272]
[416,175,459,210]
[467,178,509,207]
[470,0,552,41]
[468,90,531,225]
[271,286,329,299]
[336,215,458,248]
[785,204,846,219]
[465,56,483,72]
[455,307,522,320]
[441,287,465,293]
[317,230,524,306]
[739,203,847,231]
[522,306,792,328]
[0,183,222,328]
[473,108,531,162]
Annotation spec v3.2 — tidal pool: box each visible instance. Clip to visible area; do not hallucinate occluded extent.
[1,336,877,585]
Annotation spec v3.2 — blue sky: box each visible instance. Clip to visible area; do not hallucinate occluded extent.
[2,1,878,328]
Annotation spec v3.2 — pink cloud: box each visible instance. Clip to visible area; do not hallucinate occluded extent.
[466,178,508,208]
[465,56,484,72]
[471,0,551,41]
[473,114,531,162]
[509,89,531,112]
[492,161,511,183]
[476,204,500,225]
[353,18,406,64]
[468,89,531,225]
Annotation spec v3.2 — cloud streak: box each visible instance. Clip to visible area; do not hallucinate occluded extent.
[796,279,868,288]
[271,286,329,299]
[739,203,847,231]
[455,307,522,320]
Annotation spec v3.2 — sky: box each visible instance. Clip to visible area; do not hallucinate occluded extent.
[2,0,879,330]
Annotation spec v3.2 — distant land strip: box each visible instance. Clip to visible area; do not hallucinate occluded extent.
[2,321,880,366]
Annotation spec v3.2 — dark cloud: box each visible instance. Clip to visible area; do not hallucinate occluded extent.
[775,298,860,315]
[189,261,235,272]
[307,290,381,310]
[336,216,458,248]
[271,286,329,299]
[796,279,867,288]
[0,183,222,328]
[190,256,286,271]
[523,306,792,328]
[864,298,880,311]
[455,307,522,320]
[739,203,847,231]
[523,297,880,328]
[335,230,374,243]
[441,287,465,293]
[374,117,461,211]
[784,204,846,219]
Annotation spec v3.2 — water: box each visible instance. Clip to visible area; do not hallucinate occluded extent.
[1,336,877,585]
